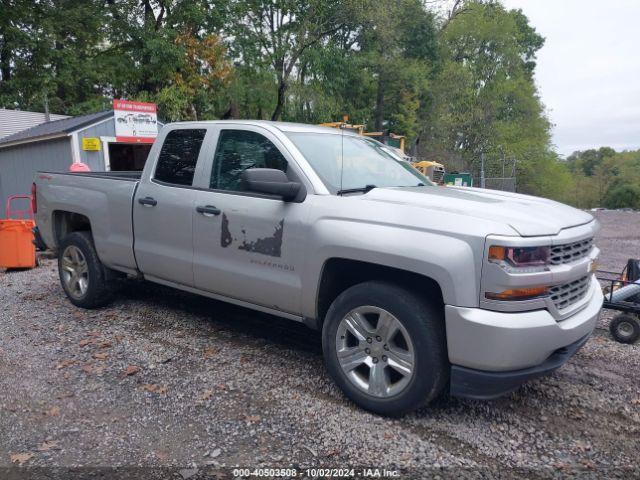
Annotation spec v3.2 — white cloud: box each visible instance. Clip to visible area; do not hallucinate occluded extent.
[501,0,640,156]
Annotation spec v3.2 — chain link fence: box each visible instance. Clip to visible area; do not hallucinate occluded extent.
[483,177,517,192]
[475,155,517,192]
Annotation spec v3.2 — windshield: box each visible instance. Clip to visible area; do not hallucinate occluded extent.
[286,132,432,193]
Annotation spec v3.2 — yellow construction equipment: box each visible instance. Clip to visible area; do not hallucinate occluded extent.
[319,116,444,183]
[319,116,406,151]
[412,160,445,185]
[319,115,366,135]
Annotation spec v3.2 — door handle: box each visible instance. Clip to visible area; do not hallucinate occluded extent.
[196,205,221,216]
[138,196,158,207]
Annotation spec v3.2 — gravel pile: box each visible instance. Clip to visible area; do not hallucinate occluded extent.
[0,211,638,478]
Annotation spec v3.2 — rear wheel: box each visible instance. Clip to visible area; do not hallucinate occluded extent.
[322,281,448,416]
[58,231,113,308]
[609,314,640,344]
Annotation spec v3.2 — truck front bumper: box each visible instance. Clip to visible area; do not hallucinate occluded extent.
[445,276,603,399]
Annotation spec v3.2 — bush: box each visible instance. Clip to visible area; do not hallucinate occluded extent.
[603,184,640,209]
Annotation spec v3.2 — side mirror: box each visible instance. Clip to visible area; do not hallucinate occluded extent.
[240,168,302,201]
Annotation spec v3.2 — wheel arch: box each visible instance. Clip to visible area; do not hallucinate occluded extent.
[52,210,93,248]
[312,258,444,330]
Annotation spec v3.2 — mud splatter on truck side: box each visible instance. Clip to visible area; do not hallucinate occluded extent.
[239,220,284,257]
[220,213,284,258]
[220,213,233,248]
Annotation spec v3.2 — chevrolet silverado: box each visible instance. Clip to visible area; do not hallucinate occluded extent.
[33,121,603,415]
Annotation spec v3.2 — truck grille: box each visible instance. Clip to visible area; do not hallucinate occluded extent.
[549,275,591,311]
[549,238,593,265]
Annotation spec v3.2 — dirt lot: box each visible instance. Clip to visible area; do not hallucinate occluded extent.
[1,210,639,478]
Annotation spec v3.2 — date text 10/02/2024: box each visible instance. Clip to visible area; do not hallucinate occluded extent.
[232,467,401,477]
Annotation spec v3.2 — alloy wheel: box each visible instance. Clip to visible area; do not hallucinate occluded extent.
[61,245,89,299]
[335,306,415,398]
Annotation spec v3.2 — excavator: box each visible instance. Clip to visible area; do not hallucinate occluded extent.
[318,116,446,184]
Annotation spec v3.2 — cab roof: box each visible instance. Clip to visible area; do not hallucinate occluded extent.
[165,119,355,136]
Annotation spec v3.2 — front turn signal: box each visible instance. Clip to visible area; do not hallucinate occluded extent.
[485,286,549,301]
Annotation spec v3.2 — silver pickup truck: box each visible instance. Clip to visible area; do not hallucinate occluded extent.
[34,120,603,415]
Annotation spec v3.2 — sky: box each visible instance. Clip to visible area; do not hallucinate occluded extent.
[501,0,640,157]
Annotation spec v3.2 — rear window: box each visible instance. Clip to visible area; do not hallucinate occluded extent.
[154,129,206,186]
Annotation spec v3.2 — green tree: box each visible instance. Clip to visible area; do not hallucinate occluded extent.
[563,147,640,208]
[0,0,110,114]
[604,184,640,210]
[226,0,355,120]
[5,0,623,210]
[284,0,438,146]
[566,146,616,176]
[423,0,550,189]
[358,0,437,134]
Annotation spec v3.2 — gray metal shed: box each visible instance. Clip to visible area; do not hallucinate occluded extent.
[0,110,161,217]
[0,108,69,140]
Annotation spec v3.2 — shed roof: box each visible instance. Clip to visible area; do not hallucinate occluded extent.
[0,110,112,149]
[0,108,70,140]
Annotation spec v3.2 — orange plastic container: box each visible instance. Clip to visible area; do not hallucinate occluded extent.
[0,219,36,268]
[1,194,37,269]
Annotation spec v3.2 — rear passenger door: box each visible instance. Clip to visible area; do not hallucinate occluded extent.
[133,127,207,287]
[191,126,308,315]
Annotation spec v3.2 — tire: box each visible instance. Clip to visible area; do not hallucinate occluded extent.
[58,231,113,309]
[609,314,640,344]
[322,281,448,416]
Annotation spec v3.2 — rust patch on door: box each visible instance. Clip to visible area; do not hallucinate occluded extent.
[238,220,284,257]
[220,213,232,248]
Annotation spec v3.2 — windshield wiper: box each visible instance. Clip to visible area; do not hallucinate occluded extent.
[337,184,377,195]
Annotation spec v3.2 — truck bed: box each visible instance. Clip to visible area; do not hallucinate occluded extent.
[35,170,140,273]
[39,170,142,181]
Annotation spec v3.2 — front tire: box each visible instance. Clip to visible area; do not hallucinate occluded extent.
[58,231,113,309]
[322,281,448,416]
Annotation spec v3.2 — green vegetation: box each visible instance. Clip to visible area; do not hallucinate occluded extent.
[565,148,640,209]
[0,0,635,207]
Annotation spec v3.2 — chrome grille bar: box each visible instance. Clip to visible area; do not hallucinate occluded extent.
[549,238,593,266]
[549,275,591,311]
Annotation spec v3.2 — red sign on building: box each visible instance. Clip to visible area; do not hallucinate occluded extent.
[113,99,158,143]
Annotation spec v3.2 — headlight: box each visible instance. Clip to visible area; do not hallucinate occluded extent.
[488,245,549,272]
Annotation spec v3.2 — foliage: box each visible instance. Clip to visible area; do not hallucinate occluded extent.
[224,0,358,120]
[565,147,640,209]
[604,184,640,210]
[422,1,550,187]
[3,0,624,206]
[517,151,574,204]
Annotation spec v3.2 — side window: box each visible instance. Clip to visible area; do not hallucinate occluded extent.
[154,129,206,186]
[210,130,288,192]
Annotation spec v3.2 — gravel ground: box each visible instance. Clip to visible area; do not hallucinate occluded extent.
[1,210,639,478]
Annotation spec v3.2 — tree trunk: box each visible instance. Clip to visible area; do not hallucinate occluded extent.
[0,39,11,82]
[142,0,155,28]
[298,62,307,120]
[221,101,239,119]
[374,74,385,131]
[271,79,287,121]
[190,103,198,121]
[54,40,65,103]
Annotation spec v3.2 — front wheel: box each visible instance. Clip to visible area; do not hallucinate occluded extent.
[609,314,640,344]
[58,231,113,309]
[322,281,448,416]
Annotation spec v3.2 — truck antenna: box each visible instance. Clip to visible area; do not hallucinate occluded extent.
[339,124,344,193]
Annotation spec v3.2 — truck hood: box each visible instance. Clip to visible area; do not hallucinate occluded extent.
[363,186,594,237]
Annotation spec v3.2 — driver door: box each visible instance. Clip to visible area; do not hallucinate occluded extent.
[191,126,309,315]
